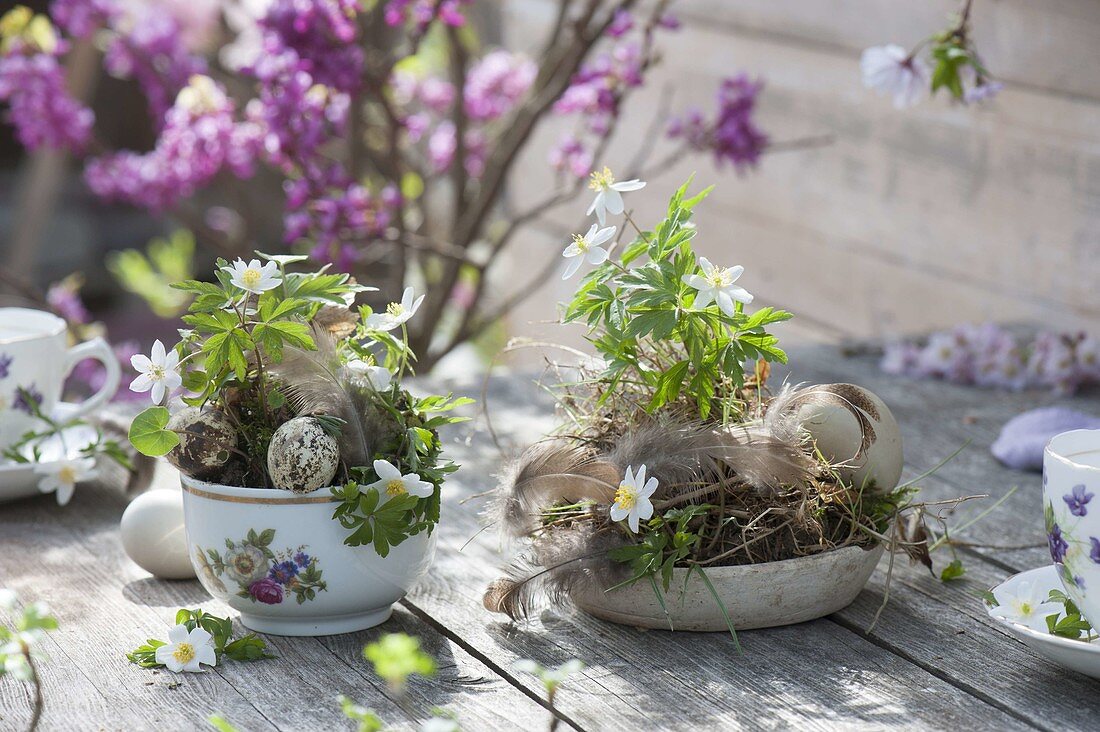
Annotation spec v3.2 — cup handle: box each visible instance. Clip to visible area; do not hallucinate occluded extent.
[63,337,121,421]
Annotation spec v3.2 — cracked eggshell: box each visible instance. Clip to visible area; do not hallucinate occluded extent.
[794,383,903,492]
[267,416,340,493]
[166,406,237,480]
[120,489,195,579]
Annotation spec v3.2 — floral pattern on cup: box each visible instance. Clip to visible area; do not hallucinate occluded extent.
[195,528,327,606]
[1064,484,1094,517]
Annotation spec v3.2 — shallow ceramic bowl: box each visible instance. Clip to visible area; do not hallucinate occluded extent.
[570,544,883,631]
[181,476,436,636]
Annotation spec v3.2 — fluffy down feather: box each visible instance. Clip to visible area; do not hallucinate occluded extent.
[267,324,390,468]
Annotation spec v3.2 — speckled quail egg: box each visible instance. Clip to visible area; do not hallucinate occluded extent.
[267,416,340,493]
[165,406,237,480]
[791,383,903,492]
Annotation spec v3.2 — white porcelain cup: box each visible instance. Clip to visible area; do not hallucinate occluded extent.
[1043,429,1100,628]
[0,307,120,451]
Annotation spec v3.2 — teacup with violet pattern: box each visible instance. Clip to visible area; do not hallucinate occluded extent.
[1043,429,1100,628]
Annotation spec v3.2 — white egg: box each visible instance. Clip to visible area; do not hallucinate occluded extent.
[791,383,904,492]
[120,489,196,580]
[267,417,340,493]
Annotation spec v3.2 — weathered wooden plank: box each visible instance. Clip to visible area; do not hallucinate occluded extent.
[401,373,1039,731]
[834,555,1100,731]
[0,470,553,731]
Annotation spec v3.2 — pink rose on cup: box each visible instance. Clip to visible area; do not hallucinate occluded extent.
[248,577,284,605]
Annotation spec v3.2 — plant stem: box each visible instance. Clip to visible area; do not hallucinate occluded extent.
[25,648,42,732]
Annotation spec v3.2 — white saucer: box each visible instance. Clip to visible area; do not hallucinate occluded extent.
[986,565,1100,679]
[0,403,98,503]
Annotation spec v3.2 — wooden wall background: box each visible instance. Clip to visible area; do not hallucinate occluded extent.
[488,0,1100,354]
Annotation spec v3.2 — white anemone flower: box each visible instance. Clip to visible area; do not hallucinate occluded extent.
[367,459,434,499]
[683,257,753,316]
[222,258,282,294]
[586,167,645,225]
[129,339,182,404]
[610,464,657,533]
[34,456,97,506]
[364,287,425,332]
[0,588,16,610]
[347,360,393,390]
[154,624,217,673]
[562,224,616,279]
[988,579,1062,633]
[860,44,929,109]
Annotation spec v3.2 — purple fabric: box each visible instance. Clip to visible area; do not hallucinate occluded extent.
[992,407,1100,472]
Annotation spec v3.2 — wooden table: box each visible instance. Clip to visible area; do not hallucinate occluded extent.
[1,345,1096,731]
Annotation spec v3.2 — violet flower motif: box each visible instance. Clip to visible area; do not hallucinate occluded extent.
[269,560,299,585]
[0,354,11,380]
[1064,484,1094,517]
[1048,524,1069,564]
[1091,537,1100,565]
[0,36,94,153]
[13,384,43,414]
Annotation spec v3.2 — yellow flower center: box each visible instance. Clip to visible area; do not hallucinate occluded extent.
[386,479,407,496]
[613,483,636,511]
[58,465,77,484]
[706,268,734,288]
[588,166,615,192]
[572,233,590,252]
[149,364,166,381]
[241,268,262,288]
[386,302,404,316]
[1018,601,1033,616]
[173,643,196,664]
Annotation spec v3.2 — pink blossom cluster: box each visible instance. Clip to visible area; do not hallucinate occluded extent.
[668,74,768,173]
[463,50,537,121]
[395,50,535,178]
[49,0,116,38]
[284,165,401,271]
[259,0,363,93]
[548,11,680,179]
[384,0,470,32]
[244,39,351,173]
[85,78,261,211]
[103,11,206,122]
[0,39,94,152]
[881,323,1100,394]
